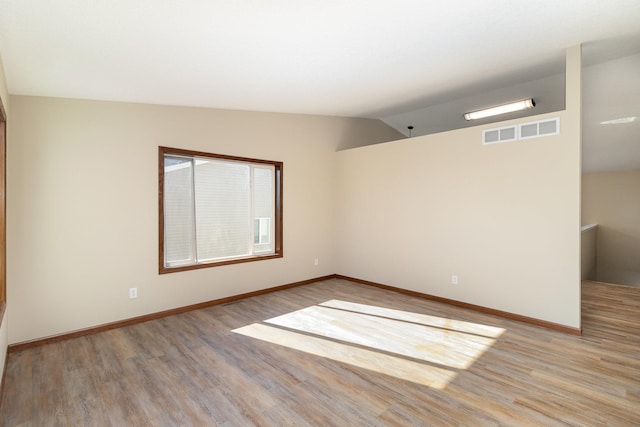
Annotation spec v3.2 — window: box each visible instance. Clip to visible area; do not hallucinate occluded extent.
[254,218,271,245]
[159,147,283,273]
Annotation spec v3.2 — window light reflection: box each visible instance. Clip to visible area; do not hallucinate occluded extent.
[232,300,505,389]
[233,323,456,389]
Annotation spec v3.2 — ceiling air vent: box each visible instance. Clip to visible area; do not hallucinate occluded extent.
[483,125,517,145]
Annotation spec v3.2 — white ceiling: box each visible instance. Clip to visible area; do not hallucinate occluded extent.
[0,0,639,170]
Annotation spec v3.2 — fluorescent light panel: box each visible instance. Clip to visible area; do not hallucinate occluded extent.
[464,98,535,121]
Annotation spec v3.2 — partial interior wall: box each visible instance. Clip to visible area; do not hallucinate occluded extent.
[581,224,597,280]
[334,47,582,329]
[335,110,581,328]
[582,170,640,286]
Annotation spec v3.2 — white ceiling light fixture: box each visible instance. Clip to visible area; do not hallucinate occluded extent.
[464,99,536,121]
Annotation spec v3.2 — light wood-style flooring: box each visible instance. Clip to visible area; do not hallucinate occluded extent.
[1,278,639,426]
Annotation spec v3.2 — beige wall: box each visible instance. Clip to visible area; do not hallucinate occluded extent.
[334,46,582,328]
[582,170,640,286]
[0,51,8,376]
[7,95,400,343]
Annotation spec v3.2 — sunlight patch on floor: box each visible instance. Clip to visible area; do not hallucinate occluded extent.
[233,323,456,389]
[320,300,505,338]
[232,300,505,389]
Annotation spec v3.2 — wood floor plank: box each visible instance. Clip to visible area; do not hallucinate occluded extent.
[1,278,639,425]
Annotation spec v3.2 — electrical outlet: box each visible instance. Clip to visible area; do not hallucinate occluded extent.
[451,275,458,285]
[129,288,138,299]
[314,258,319,266]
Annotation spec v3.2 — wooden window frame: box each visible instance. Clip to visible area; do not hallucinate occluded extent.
[158,146,283,274]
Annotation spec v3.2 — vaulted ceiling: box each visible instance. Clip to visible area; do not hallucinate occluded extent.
[0,0,639,170]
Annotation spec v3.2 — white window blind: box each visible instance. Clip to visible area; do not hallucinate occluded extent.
[163,154,276,268]
[195,160,251,261]
[163,157,196,266]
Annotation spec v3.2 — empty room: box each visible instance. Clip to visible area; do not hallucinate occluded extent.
[0,1,639,425]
